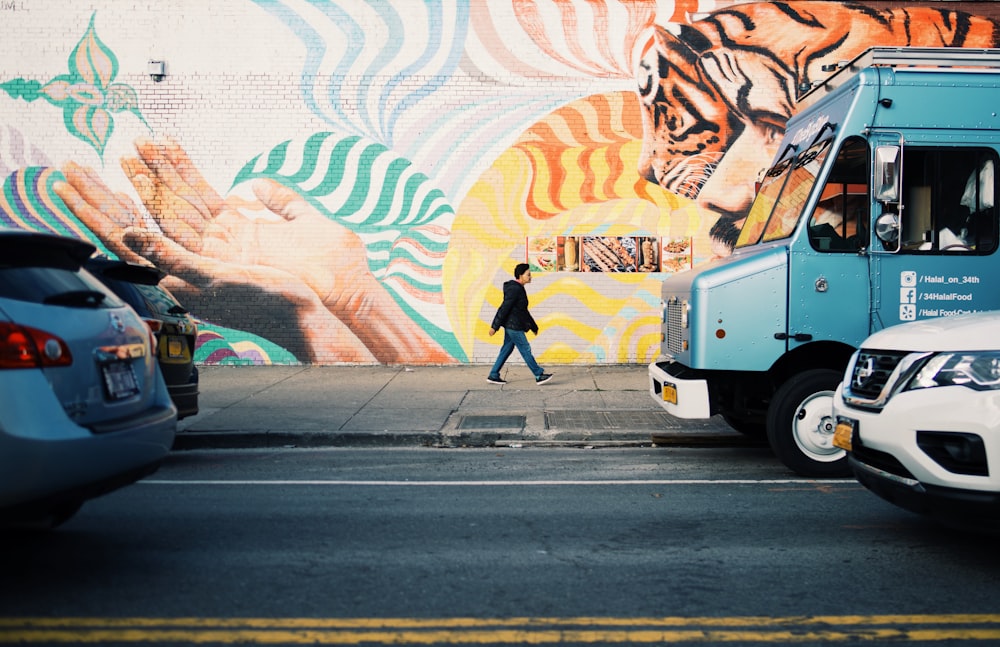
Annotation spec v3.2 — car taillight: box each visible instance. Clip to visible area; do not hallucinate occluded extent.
[141,318,160,354]
[0,322,73,369]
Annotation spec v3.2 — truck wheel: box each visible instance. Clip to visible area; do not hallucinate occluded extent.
[766,369,849,477]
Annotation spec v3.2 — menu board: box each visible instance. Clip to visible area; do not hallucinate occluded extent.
[525,236,692,273]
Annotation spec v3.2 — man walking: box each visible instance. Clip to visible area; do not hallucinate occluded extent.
[487,263,553,385]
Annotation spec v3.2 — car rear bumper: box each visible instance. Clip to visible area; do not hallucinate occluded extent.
[0,405,176,510]
[0,459,164,523]
[168,382,199,420]
[162,364,199,419]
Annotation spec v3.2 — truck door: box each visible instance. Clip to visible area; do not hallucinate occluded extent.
[873,146,1000,327]
[788,137,871,348]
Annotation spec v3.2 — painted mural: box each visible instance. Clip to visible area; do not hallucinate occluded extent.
[2,1,999,366]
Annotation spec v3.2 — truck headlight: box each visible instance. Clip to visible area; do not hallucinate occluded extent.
[908,351,1000,391]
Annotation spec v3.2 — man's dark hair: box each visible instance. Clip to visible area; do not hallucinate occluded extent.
[514,262,530,279]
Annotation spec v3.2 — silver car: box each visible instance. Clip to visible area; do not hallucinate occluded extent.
[0,231,176,528]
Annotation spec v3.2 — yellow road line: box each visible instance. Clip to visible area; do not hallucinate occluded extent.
[1,615,1000,644]
[4,615,1000,628]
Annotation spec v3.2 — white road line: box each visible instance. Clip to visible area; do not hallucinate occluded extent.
[142,479,853,486]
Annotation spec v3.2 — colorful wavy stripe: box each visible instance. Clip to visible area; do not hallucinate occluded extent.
[195,325,300,366]
[469,2,655,78]
[251,0,468,148]
[0,126,52,179]
[232,133,464,361]
[249,1,644,206]
[487,275,664,364]
[513,92,645,220]
[0,167,110,254]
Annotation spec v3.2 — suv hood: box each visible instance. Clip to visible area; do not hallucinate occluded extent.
[863,311,1000,353]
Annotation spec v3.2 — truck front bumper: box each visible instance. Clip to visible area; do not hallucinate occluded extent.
[648,358,712,419]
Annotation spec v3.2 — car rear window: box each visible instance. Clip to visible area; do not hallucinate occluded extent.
[92,275,148,312]
[134,282,187,318]
[0,265,124,308]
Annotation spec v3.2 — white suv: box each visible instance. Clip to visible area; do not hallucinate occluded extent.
[833,312,1000,528]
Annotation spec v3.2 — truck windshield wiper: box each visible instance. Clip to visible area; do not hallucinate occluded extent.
[43,290,107,307]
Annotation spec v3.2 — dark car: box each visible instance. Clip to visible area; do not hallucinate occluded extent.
[84,257,199,419]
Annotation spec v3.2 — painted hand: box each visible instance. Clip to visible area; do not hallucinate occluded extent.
[53,138,453,363]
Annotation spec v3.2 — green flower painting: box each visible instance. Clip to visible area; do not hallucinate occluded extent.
[1,13,148,158]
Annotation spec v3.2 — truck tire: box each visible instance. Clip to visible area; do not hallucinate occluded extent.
[766,368,849,477]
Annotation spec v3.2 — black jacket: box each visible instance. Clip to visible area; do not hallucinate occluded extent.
[491,279,538,334]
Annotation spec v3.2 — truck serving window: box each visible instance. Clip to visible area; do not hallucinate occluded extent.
[736,138,833,249]
[897,148,997,254]
[808,137,869,253]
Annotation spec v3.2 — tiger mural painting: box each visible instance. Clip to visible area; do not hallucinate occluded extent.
[637,1,1000,258]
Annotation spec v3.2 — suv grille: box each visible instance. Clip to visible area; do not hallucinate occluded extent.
[666,300,685,354]
[846,350,909,400]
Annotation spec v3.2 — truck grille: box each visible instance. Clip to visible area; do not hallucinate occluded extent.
[845,350,909,401]
[666,300,685,354]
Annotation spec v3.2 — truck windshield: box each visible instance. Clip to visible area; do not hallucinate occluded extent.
[736,138,833,249]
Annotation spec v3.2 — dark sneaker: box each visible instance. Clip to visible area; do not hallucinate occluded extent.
[487,376,507,385]
[536,373,554,385]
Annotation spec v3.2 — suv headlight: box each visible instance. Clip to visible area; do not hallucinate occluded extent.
[908,351,1000,391]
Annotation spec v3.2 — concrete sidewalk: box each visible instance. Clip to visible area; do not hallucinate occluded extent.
[173,364,747,450]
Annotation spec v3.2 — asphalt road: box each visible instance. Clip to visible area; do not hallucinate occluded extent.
[2,446,999,646]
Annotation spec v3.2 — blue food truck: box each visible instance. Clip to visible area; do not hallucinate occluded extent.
[648,47,1000,476]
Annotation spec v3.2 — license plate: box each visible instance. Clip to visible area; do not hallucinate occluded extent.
[833,420,855,451]
[662,382,678,405]
[166,336,185,359]
[102,361,140,401]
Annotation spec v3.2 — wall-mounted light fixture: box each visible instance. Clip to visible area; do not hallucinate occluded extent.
[147,60,165,83]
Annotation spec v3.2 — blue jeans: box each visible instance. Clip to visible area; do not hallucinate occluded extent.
[489,329,543,379]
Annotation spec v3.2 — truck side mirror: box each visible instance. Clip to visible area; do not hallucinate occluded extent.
[874,145,900,203]
[875,211,900,250]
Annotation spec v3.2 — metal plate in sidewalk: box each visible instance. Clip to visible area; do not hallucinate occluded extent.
[457,415,526,430]
[545,410,681,431]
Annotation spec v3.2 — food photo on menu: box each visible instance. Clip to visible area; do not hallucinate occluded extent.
[560,236,580,271]
[638,236,658,272]
[527,236,557,272]
[582,236,638,272]
[661,237,693,273]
